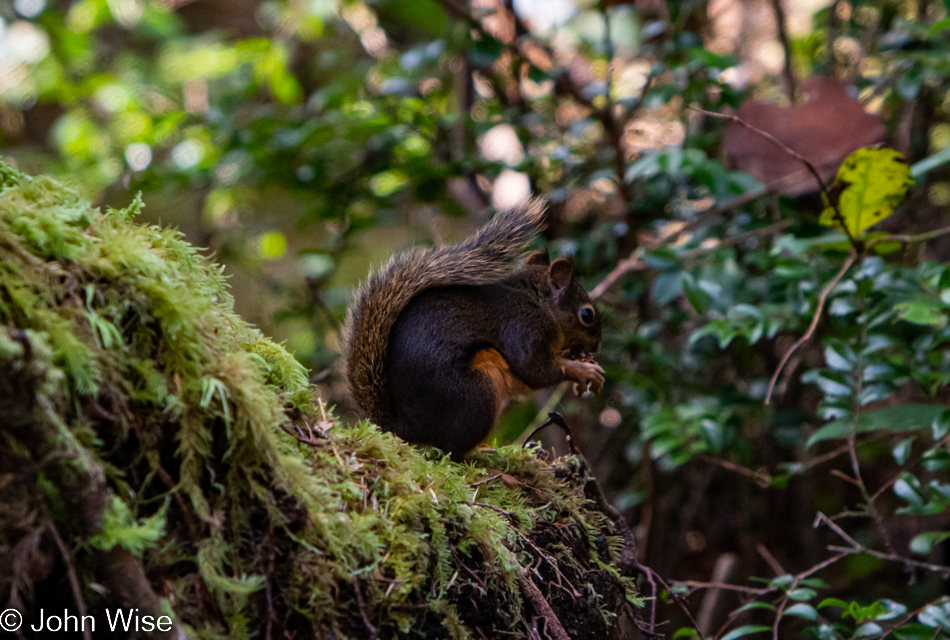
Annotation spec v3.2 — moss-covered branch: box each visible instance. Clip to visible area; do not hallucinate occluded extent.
[0,162,638,639]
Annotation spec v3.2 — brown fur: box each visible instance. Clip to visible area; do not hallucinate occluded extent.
[340,199,547,428]
[470,348,533,415]
[342,198,604,457]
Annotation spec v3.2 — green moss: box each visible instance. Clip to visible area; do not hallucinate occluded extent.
[0,161,637,639]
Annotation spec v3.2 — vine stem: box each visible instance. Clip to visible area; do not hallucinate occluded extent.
[765,251,857,405]
[867,223,950,246]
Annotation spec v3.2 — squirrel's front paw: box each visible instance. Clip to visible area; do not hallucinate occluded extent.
[561,360,605,396]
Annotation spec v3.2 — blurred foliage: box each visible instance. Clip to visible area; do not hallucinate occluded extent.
[3,0,950,638]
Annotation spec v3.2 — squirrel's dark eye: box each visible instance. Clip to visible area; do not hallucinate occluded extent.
[578,305,596,326]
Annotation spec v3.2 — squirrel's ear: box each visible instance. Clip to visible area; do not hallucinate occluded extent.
[548,258,574,300]
[526,250,550,266]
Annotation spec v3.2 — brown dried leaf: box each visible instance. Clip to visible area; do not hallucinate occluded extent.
[723,77,886,196]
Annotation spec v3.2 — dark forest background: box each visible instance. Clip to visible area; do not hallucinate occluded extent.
[2,0,950,637]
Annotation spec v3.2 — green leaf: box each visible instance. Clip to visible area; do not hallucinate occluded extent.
[259,230,288,260]
[653,271,684,305]
[923,449,950,472]
[893,475,924,507]
[909,531,950,555]
[919,601,950,628]
[800,578,829,589]
[894,623,947,640]
[807,405,946,448]
[819,148,914,236]
[818,598,851,610]
[88,496,167,556]
[894,300,947,327]
[784,603,818,620]
[788,588,817,601]
[911,144,950,179]
[731,602,777,615]
[824,341,856,372]
[934,410,950,440]
[892,438,913,465]
[720,625,772,640]
[856,622,884,637]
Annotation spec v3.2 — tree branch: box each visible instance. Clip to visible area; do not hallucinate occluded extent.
[765,251,857,405]
[689,106,860,250]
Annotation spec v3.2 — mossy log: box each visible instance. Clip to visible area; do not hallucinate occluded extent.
[0,163,640,639]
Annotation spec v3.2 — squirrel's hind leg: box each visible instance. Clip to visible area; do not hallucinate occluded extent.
[387,354,498,460]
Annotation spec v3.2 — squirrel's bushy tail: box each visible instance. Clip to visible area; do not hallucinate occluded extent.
[341,198,547,428]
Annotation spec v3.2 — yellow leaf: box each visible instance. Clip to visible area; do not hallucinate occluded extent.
[819,148,914,236]
[259,231,287,260]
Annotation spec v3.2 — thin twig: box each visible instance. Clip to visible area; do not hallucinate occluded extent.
[352,577,379,640]
[47,521,92,640]
[264,532,277,640]
[869,434,950,502]
[845,322,900,558]
[765,251,857,405]
[519,569,572,640]
[680,220,794,262]
[769,0,798,102]
[642,563,706,639]
[772,590,791,640]
[867,224,950,247]
[521,412,580,455]
[678,551,850,598]
[462,501,516,516]
[590,252,646,300]
[826,545,950,576]
[689,106,859,249]
[591,220,793,300]
[698,553,738,637]
[815,512,950,577]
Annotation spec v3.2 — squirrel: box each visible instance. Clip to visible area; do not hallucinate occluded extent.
[340,198,604,459]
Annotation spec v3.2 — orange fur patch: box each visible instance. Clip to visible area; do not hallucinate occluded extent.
[470,348,531,414]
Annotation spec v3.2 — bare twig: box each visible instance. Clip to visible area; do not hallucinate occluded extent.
[521,411,580,456]
[769,0,798,102]
[680,220,794,262]
[352,577,379,640]
[826,545,950,577]
[590,252,646,300]
[47,520,92,640]
[765,251,857,404]
[678,550,850,598]
[520,569,572,640]
[815,512,950,577]
[264,532,277,640]
[462,501,516,517]
[591,220,793,301]
[869,434,950,503]
[867,224,950,247]
[640,563,706,639]
[689,106,859,249]
[756,544,786,576]
[772,590,791,640]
